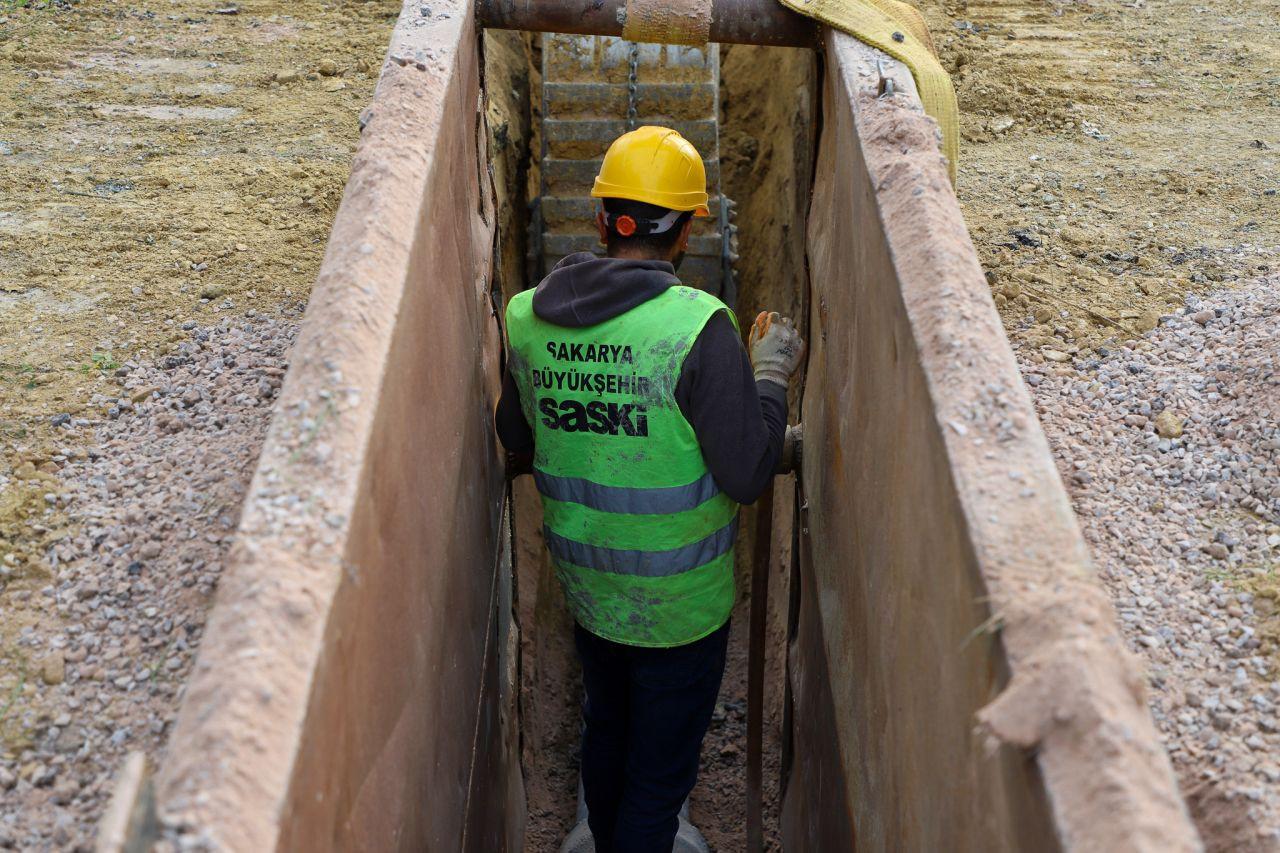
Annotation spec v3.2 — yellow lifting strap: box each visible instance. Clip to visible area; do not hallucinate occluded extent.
[777,0,959,182]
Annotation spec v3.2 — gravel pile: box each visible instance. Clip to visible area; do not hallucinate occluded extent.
[1023,277,1280,847]
[0,307,299,851]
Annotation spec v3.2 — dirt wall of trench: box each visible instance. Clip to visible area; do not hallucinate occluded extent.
[782,31,1201,851]
[152,2,520,850]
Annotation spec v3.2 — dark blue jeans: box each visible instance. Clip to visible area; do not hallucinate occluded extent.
[575,620,730,853]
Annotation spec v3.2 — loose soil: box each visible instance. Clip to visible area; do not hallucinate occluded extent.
[0,1,397,848]
[917,0,1279,349]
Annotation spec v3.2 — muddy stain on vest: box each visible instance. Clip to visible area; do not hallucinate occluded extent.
[642,332,700,406]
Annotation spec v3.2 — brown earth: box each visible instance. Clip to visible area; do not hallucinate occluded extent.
[0,0,397,569]
[916,0,1279,352]
[0,2,398,637]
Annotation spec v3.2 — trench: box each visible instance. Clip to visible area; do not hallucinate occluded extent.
[111,2,1203,852]
[488,32,818,852]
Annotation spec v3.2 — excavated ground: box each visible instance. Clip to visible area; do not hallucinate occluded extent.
[913,0,1280,846]
[0,2,397,848]
[3,0,1279,849]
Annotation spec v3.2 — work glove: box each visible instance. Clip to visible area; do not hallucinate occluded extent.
[748,311,804,388]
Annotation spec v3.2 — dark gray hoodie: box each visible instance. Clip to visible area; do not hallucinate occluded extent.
[496,252,787,504]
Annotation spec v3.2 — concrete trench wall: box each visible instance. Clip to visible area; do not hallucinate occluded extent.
[122,5,1206,852]
[782,30,1201,852]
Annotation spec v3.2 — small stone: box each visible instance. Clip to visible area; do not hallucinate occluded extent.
[52,813,74,847]
[199,283,226,300]
[274,69,301,84]
[1043,349,1071,363]
[318,59,339,76]
[139,541,162,559]
[50,412,71,427]
[31,764,56,787]
[1205,542,1230,560]
[1191,309,1215,325]
[1154,410,1183,439]
[41,651,66,685]
[51,777,79,804]
[0,766,15,790]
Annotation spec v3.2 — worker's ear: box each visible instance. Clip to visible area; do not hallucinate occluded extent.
[596,210,609,246]
[677,217,693,252]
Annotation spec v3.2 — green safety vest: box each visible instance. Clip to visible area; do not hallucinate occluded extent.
[506,284,740,648]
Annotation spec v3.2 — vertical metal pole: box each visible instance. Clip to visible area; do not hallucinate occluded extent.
[747,480,774,853]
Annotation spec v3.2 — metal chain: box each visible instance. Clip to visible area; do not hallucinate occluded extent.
[626,41,639,129]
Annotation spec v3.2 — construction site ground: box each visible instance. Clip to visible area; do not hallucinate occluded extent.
[0,0,1278,850]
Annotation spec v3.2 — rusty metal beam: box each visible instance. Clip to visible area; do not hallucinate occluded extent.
[476,0,821,47]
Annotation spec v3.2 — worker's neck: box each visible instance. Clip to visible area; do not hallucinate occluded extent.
[606,247,674,264]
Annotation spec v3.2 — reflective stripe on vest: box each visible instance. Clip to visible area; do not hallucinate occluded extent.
[543,514,739,577]
[506,283,741,647]
[533,469,721,515]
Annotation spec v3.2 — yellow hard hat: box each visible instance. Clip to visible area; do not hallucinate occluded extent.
[591,126,710,217]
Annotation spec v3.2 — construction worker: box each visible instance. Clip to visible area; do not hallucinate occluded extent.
[495,126,804,853]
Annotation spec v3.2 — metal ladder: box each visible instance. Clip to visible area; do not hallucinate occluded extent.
[531,33,737,306]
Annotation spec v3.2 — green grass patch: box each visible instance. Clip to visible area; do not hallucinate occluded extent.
[79,350,121,374]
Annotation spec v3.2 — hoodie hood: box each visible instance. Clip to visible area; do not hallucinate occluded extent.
[531,252,678,328]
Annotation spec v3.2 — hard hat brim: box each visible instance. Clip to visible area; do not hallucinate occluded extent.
[590,180,711,218]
